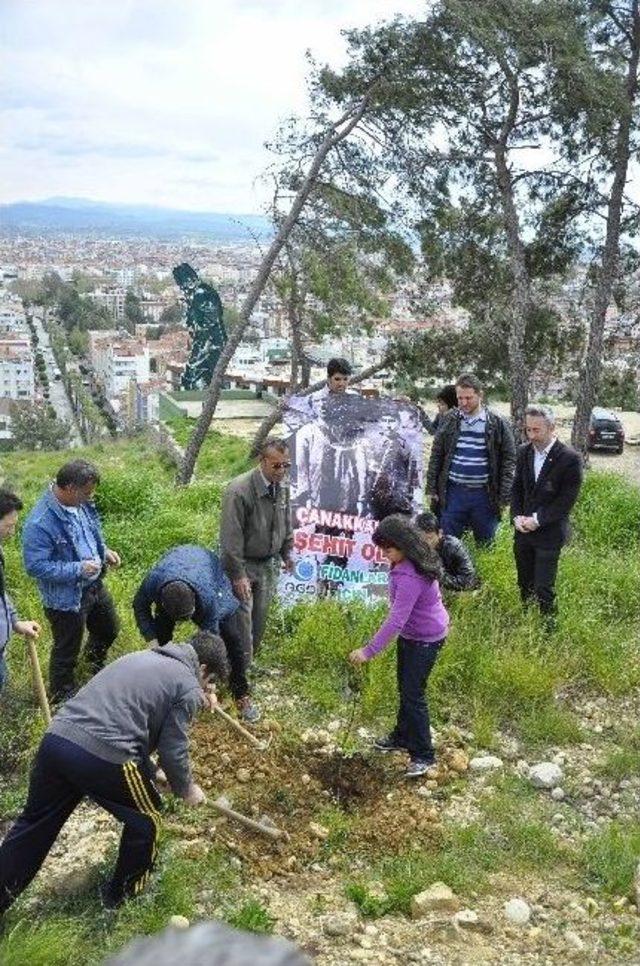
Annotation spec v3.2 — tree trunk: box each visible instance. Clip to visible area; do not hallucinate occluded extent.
[572,2,640,458]
[249,354,392,457]
[494,142,532,441]
[177,93,374,485]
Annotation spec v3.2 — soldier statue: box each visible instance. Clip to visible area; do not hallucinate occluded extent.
[173,263,227,390]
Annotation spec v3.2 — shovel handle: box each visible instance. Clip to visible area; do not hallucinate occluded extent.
[213,704,266,749]
[210,799,283,840]
[27,638,51,724]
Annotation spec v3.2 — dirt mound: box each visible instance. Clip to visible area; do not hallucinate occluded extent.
[187,711,468,877]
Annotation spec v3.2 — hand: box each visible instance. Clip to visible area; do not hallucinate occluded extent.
[521,516,539,532]
[348,648,367,666]
[513,515,525,532]
[15,620,41,639]
[182,782,206,807]
[147,638,159,649]
[282,557,294,574]
[105,548,121,568]
[154,766,169,790]
[202,687,218,711]
[81,559,101,577]
[233,577,252,603]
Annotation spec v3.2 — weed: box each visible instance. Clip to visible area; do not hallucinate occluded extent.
[581,821,640,896]
[225,898,275,934]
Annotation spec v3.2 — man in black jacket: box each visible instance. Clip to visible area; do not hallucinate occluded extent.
[426,374,516,545]
[414,511,480,591]
[511,405,583,622]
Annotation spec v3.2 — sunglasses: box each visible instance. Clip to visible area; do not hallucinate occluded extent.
[269,461,291,470]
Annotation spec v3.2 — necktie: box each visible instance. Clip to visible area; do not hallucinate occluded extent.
[268,483,277,501]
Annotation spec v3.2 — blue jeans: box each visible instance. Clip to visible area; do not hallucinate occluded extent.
[0,652,7,693]
[441,483,499,545]
[391,637,443,761]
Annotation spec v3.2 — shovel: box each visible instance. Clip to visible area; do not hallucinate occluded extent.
[210,795,286,841]
[27,638,51,724]
[212,704,271,751]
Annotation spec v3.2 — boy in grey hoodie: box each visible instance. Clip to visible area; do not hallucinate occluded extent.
[0,632,228,913]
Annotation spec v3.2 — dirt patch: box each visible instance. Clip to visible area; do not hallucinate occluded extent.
[311,752,387,806]
[189,711,469,877]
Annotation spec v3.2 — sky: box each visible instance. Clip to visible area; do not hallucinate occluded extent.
[0,0,426,214]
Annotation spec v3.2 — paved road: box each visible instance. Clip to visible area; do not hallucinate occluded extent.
[32,312,83,448]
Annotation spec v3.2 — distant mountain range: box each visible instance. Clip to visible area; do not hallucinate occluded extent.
[0,198,271,241]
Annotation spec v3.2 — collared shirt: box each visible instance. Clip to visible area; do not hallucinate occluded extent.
[533,438,556,482]
[57,500,101,585]
[449,408,489,487]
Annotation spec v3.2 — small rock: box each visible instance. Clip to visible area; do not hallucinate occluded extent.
[469,755,503,773]
[236,768,251,783]
[301,774,311,785]
[411,882,461,918]
[564,930,584,951]
[220,752,231,765]
[327,719,341,733]
[612,896,629,912]
[529,762,563,789]
[448,750,470,773]
[504,898,531,926]
[551,787,566,801]
[168,915,190,929]
[323,913,357,937]
[309,822,330,840]
[453,908,492,934]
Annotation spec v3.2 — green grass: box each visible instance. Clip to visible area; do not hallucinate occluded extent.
[224,898,275,934]
[581,821,640,896]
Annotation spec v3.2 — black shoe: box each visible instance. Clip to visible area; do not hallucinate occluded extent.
[373,735,407,753]
[99,881,123,911]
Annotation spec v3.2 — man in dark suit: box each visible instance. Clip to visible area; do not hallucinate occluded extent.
[511,405,583,623]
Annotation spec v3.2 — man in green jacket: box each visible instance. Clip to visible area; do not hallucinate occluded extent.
[220,438,293,659]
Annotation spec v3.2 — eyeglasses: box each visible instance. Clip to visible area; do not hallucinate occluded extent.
[270,461,291,470]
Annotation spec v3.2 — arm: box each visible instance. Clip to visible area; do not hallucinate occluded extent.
[535,454,583,528]
[156,690,203,797]
[441,541,478,592]
[23,524,83,583]
[498,418,517,506]
[426,428,445,497]
[132,578,157,641]
[219,487,247,581]
[279,488,294,562]
[510,449,526,521]
[362,576,424,659]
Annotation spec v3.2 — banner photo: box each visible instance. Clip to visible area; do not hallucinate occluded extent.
[278,392,424,605]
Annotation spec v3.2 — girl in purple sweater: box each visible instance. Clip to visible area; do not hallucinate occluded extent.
[349,515,449,778]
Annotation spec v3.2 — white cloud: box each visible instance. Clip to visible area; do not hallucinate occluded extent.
[0,0,426,212]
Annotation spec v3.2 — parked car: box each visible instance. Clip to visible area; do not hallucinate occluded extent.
[588,407,625,454]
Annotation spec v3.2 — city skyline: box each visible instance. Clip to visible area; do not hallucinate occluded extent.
[1,0,425,215]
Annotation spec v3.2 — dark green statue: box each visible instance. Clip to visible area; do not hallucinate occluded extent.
[173,263,227,390]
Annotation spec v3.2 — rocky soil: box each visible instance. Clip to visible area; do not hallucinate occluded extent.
[23,682,640,964]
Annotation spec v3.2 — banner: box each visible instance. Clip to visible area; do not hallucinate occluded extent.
[278,392,424,605]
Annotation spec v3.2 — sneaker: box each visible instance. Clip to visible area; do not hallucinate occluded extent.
[236,697,261,724]
[405,758,436,778]
[373,735,407,753]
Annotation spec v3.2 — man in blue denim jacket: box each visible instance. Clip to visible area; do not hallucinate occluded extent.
[22,460,121,703]
[0,490,41,693]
